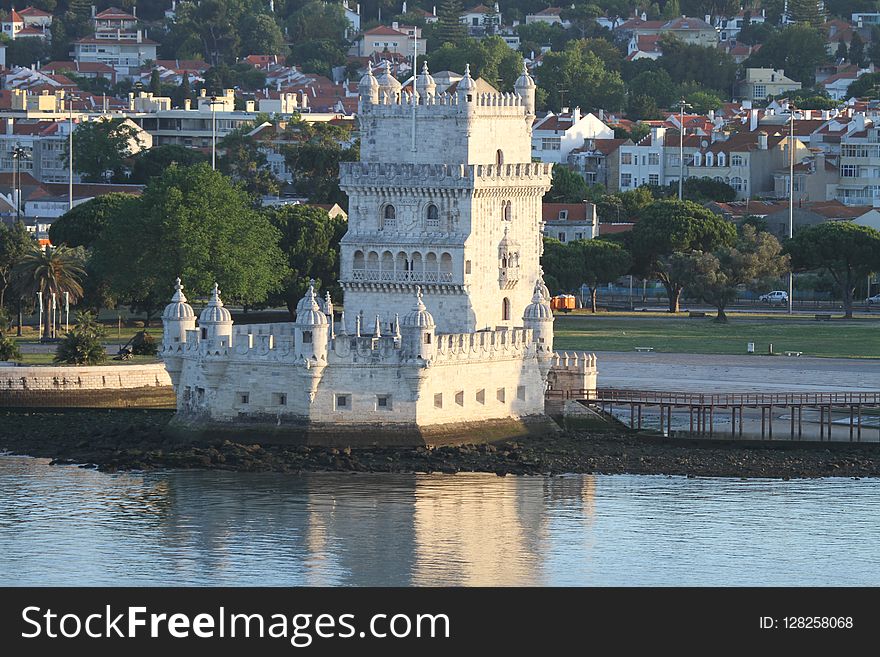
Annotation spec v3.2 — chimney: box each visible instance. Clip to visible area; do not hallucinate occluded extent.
[184,98,191,110]
[708,109,715,121]
[392,21,399,30]
[749,108,758,132]
[573,106,581,123]
[246,100,255,112]
[132,6,137,17]
[705,14,710,23]
[651,126,666,146]
[137,30,142,43]
[757,132,768,149]
[91,5,96,18]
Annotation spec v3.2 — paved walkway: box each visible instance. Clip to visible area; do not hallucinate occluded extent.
[594,351,880,393]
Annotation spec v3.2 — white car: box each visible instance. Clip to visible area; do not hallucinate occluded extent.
[866,294,880,305]
[759,290,789,305]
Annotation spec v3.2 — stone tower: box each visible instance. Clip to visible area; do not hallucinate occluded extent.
[340,62,551,334]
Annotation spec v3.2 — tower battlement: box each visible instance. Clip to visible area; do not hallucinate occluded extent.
[339,161,553,188]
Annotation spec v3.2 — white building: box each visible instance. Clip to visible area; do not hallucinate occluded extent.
[161,63,597,445]
[72,6,158,77]
[531,108,614,164]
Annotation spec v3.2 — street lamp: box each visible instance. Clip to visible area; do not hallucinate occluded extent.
[678,99,692,200]
[67,93,81,211]
[12,144,29,222]
[787,102,800,315]
[209,94,224,170]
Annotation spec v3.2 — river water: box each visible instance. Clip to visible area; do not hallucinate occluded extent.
[1,455,877,586]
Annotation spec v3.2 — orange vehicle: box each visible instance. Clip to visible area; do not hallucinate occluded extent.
[550,295,576,311]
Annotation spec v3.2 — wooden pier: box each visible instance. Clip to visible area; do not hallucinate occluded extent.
[546,388,880,442]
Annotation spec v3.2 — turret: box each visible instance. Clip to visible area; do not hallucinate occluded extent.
[294,281,329,363]
[523,277,554,362]
[457,63,476,106]
[514,62,536,118]
[162,277,196,348]
[197,283,233,345]
[415,61,436,104]
[401,286,435,360]
[376,61,401,104]
[358,65,379,107]
[161,277,196,385]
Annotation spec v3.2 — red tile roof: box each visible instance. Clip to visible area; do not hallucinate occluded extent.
[95,7,136,20]
[598,223,635,234]
[18,7,52,17]
[542,203,592,222]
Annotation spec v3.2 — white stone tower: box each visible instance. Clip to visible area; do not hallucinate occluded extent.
[198,283,233,344]
[401,286,436,360]
[340,61,551,334]
[161,277,195,385]
[294,282,329,363]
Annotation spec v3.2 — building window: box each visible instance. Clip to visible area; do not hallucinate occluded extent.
[335,394,351,410]
[648,174,659,185]
[753,84,766,98]
[558,210,568,220]
[465,260,472,274]
[841,164,859,178]
[382,204,396,229]
[517,385,526,401]
[476,389,485,404]
[496,149,504,166]
[201,327,207,339]
[273,392,287,406]
[455,390,464,406]
[238,392,249,405]
[575,232,583,240]
[541,137,561,151]
[620,173,632,188]
[648,152,660,165]
[502,297,511,321]
[497,387,506,403]
[376,394,392,410]
[426,203,439,228]
[503,200,511,221]
[730,176,744,191]
[302,330,312,343]
[434,393,443,408]
[621,152,633,165]
[424,333,432,344]
[731,154,744,166]
[558,232,566,241]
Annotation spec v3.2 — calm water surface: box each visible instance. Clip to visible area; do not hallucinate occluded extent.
[1,455,877,586]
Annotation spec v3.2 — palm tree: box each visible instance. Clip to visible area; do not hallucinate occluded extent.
[13,245,86,340]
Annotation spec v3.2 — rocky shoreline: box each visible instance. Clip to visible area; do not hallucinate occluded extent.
[2,409,880,479]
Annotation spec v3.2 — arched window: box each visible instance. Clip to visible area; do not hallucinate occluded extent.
[353,250,365,269]
[717,152,726,167]
[730,176,744,192]
[426,204,439,228]
[502,297,511,321]
[496,149,504,166]
[503,200,511,221]
[693,152,702,166]
[382,204,396,229]
[705,152,714,167]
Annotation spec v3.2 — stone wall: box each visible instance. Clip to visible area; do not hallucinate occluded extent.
[0,363,175,408]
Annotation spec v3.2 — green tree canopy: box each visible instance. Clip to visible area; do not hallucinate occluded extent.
[70,118,146,182]
[629,199,737,312]
[48,193,140,250]
[425,36,524,91]
[91,164,288,324]
[129,144,209,184]
[536,42,626,113]
[547,165,592,203]
[0,221,33,311]
[786,221,880,318]
[655,35,738,95]
[218,127,280,198]
[241,13,288,56]
[264,204,348,317]
[671,224,788,321]
[847,72,880,98]
[283,117,358,206]
[745,24,828,86]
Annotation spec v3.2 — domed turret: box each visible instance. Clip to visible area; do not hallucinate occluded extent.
[401,286,436,359]
[514,62,536,117]
[197,283,233,344]
[161,277,197,384]
[415,61,436,104]
[376,61,401,104]
[358,65,379,106]
[294,282,329,362]
[523,278,554,355]
[457,63,476,103]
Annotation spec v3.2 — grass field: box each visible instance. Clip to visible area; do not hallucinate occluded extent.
[554,314,880,359]
[14,353,161,366]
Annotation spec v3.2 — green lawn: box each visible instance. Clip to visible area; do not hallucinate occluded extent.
[15,353,162,366]
[554,315,880,359]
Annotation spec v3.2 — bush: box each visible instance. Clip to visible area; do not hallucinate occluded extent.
[54,312,107,365]
[130,331,158,356]
[0,335,20,362]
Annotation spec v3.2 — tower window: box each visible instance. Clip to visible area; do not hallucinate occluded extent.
[455,391,464,406]
[502,297,511,321]
[201,328,207,339]
[424,333,431,344]
[302,330,312,344]
[336,394,351,410]
[503,200,511,221]
[376,394,392,410]
[434,393,443,409]
[496,149,504,166]
[382,204,396,229]
[426,203,439,228]
[273,392,287,406]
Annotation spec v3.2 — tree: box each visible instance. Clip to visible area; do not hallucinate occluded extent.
[547,166,591,203]
[218,128,280,198]
[265,205,347,317]
[786,222,880,319]
[627,94,660,120]
[573,239,633,312]
[869,26,880,68]
[425,37,524,91]
[0,221,33,312]
[48,194,139,249]
[785,0,824,27]
[629,200,737,312]
[54,311,106,365]
[561,4,601,39]
[436,0,467,46]
[745,24,828,86]
[685,90,722,114]
[70,118,146,182]
[836,38,848,63]
[91,164,287,324]
[129,144,209,184]
[655,35,738,94]
[283,118,358,206]
[149,68,162,96]
[173,72,193,109]
[849,32,866,68]
[241,13,288,56]
[537,44,626,113]
[847,72,880,98]
[13,245,86,339]
[671,224,788,321]
[627,69,677,108]
[0,307,20,361]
